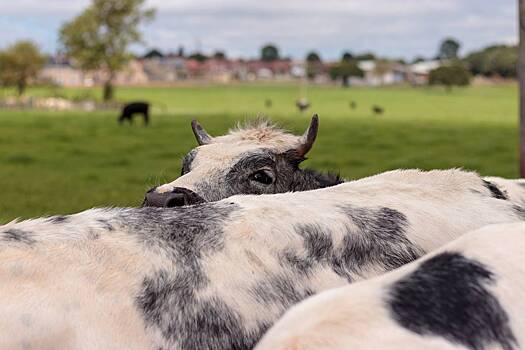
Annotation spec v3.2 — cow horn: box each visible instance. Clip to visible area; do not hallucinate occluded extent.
[296,114,319,156]
[191,120,212,145]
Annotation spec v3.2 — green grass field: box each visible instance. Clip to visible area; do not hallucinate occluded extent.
[0,83,519,223]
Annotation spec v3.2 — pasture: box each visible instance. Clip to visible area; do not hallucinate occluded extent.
[0,83,518,223]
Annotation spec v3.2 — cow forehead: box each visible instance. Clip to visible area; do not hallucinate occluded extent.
[213,126,301,149]
[191,141,291,168]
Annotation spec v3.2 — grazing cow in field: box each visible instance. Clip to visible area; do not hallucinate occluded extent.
[143,115,344,207]
[143,116,525,208]
[256,222,525,350]
[296,98,310,112]
[0,169,524,349]
[372,105,384,115]
[118,102,150,125]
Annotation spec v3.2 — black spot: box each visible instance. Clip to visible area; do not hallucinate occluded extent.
[137,269,269,350]
[282,224,334,274]
[249,273,314,308]
[334,206,423,279]
[46,215,69,224]
[299,224,334,260]
[2,229,35,244]
[483,180,508,200]
[133,202,248,348]
[124,202,237,257]
[286,210,421,282]
[388,252,517,350]
[281,249,315,273]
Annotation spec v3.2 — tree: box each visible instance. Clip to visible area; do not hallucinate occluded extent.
[59,0,155,101]
[463,45,518,78]
[341,51,354,62]
[354,52,375,61]
[213,51,226,60]
[0,41,46,96]
[428,63,471,90]
[188,52,208,62]
[329,61,363,86]
[438,37,460,60]
[306,51,321,62]
[305,51,322,80]
[261,44,279,62]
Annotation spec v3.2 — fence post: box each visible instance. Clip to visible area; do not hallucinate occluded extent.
[519,0,525,176]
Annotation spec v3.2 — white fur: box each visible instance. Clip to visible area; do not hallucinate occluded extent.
[0,169,523,348]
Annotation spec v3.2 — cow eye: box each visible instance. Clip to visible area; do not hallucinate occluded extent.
[250,170,273,185]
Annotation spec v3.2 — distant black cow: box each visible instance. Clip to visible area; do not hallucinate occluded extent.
[350,101,357,109]
[118,102,150,125]
[265,99,273,108]
[296,98,310,113]
[372,105,384,115]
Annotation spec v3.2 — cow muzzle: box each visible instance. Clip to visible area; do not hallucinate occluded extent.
[143,187,205,207]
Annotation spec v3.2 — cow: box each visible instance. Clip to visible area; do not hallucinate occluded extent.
[118,102,150,126]
[0,169,524,349]
[255,222,525,350]
[143,115,344,207]
[143,116,525,208]
[372,105,384,115]
[296,98,310,112]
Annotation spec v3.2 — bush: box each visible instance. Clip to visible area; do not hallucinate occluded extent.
[428,64,471,89]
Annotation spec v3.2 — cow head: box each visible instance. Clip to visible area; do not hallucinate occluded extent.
[143,115,342,207]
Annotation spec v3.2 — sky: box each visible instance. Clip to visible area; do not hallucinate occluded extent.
[0,0,517,61]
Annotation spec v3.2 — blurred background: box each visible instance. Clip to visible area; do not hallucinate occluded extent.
[0,0,518,222]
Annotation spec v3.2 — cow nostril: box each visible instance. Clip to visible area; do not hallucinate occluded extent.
[166,193,186,207]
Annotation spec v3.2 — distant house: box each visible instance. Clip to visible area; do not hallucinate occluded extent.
[142,56,179,82]
[242,59,293,80]
[39,55,87,86]
[114,60,149,85]
[407,60,442,85]
[355,60,406,86]
[40,62,85,86]
[290,61,306,78]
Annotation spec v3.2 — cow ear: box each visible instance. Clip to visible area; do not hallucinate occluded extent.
[191,120,213,145]
[296,114,319,156]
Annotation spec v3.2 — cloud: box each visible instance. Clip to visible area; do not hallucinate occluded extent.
[0,0,517,60]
